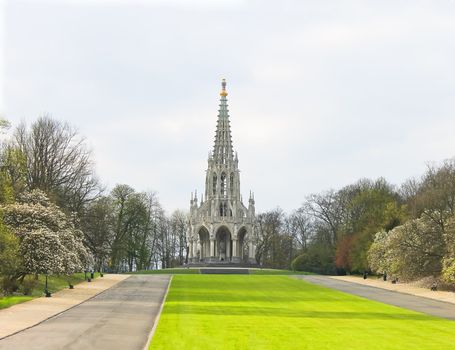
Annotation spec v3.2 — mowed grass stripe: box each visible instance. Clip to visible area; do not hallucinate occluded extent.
[150,275,455,350]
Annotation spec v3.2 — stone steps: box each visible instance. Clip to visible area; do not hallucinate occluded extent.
[187,262,256,268]
[200,268,250,274]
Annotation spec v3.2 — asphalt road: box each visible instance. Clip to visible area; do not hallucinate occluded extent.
[0,275,170,350]
[297,275,455,320]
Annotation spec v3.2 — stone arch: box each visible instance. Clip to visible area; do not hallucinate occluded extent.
[215,225,232,262]
[212,173,217,196]
[197,225,210,260]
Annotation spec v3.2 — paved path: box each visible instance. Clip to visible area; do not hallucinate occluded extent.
[296,275,455,321]
[0,275,171,350]
[0,274,129,339]
[332,275,455,304]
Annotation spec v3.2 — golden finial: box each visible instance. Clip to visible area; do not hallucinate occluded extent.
[220,78,228,97]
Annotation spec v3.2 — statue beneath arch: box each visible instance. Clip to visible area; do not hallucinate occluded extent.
[188,79,257,265]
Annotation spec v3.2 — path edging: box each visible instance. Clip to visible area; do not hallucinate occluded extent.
[143,275,173,350]
[329,276,455,306]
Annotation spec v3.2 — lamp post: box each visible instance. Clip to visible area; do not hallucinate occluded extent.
[45,274,51,297]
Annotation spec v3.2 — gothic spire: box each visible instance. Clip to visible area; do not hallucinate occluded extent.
[213,79,234,164]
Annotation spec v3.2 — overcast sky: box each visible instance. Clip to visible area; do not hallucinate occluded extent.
[1,0,455,213]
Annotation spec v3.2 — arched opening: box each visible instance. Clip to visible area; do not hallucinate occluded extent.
[238,227,248,262]
[230,173,234,196]
[215,226,232,262]
[220,173,227,196]
[212,173,217,196]
[198,226,210,261]
[219,202,228,217]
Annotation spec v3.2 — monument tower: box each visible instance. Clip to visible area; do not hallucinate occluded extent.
[188,79,257,264]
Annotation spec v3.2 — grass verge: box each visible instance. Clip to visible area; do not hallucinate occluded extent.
[0,272,100,309]
[0,295,34,309]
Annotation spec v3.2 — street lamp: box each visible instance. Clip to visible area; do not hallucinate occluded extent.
[44,274,51,297]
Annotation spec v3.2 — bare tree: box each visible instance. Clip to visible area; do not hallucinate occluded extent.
[13,116,101,214]
[169,210,188,265]
[304,190,344,246]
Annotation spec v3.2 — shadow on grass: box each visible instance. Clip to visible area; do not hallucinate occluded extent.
[166,291,364,303]
[163,304,437,321]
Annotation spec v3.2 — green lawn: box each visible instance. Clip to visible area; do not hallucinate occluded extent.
[0,295,34,309]
[150,275,455,350]
[0,272,100,309]
[249,268,312,275]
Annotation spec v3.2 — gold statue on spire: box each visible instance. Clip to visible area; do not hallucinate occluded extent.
[220,78,228,97]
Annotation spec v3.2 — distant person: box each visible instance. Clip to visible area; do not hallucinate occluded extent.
[363,272,368,279]
[431,282,437,291]
[383,272,387,281]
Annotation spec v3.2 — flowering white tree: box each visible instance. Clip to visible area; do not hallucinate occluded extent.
[368,213,445,280]
[21,229,66,275]
[1,189,93,279]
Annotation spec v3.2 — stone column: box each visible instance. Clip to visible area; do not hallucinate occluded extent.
[248,241,255,264]
[193,239,199,262]
[189,241,193,261]
[232,239,240,263]
[210,239,215,262]
[226,238,230,261]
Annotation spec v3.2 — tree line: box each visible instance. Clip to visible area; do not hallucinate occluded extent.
[256,161,455,287]
[2,114,455,293]
[0,116,187,294]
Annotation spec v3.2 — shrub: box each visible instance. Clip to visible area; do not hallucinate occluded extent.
[21,277,39,296]
[0,219,21,277]
[291,246,336,275]
[1,276,19,295]
[291,254,309,271]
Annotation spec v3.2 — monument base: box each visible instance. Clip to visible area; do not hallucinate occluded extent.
[231,256,241,263]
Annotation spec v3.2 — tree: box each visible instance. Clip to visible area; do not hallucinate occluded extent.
[368,214,445,280]
[441,217,455,284]
[81,196,114,271]
[106,186,170,272]
[291,243,335,274]
[367,230,392,276]
[0,219,21,278]
[405,159,455,231]
[12,116,100,215]
[284,208,313,265]
[1,189,93,279]
[0,117,10,133]
[169,210,188,266]
[0,146,27,203]
[304,190,343,246]
[256,209,292,268]
[108,184,135,271]
[21,229,66,276]
[335,235,355,272]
